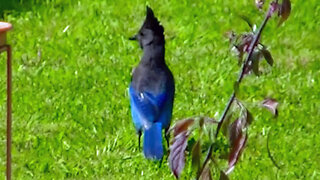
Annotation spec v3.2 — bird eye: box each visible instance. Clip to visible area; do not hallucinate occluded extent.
[140,32,144,36]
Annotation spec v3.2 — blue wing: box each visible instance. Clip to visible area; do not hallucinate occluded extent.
[129,83,171,131]
[157,98,173,130]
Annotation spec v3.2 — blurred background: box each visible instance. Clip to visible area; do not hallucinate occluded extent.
[0,0,319,179]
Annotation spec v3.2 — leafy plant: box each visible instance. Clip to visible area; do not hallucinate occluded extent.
[168,0,290,179]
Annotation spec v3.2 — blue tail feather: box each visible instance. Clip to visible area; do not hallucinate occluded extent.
[143,123,163,160]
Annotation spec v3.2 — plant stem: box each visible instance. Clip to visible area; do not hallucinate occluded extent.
[198,3,274,178]
[267,128,281,169]
[215,7,271,138]
[196,144,213,179]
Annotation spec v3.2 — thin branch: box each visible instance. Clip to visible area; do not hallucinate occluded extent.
[267,128,281,169]
[198,3,275,178]
[215,10,270,138]
[196,144,213,179]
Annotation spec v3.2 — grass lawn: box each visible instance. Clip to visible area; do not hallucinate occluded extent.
[0,0,319,179]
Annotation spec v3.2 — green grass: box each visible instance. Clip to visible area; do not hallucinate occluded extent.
[0,0,319,179]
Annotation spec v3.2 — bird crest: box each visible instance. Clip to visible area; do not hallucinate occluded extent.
[130,6,165,46]
[140,6,164,38]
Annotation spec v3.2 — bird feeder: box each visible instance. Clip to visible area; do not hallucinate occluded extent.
[0,21,12,180]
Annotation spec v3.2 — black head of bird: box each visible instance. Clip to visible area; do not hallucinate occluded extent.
[130,6,165,49]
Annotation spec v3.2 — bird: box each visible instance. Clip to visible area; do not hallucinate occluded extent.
[129,6,175,160]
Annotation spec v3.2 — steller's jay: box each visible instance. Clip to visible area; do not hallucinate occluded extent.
[129,6,175,160]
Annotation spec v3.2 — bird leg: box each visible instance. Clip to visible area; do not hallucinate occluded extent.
[165,128,170,148]
[138,130,142,150]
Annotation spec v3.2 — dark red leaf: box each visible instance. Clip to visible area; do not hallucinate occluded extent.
[240,34,254,53]
[169,131,189,179]
[192,140,201,172]
[226,132,248,174]
[278,0,291,26]
[235,100,253,125]
[261,48,274,66]
[228,117,247,147]
[219,170,229,180]
[171,118,194,136]
[262,98,279,117]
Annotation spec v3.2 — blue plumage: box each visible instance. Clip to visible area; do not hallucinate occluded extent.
[129,6,175,160]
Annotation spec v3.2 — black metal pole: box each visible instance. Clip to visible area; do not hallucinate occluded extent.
[7,45,12,180]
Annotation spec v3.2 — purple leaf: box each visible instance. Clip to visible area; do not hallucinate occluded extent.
[171,118,194,136]
[240,34,254,53]
[229,118,243,147]
[169,131,189,179]
[236,100,253,125]
[261,48,274,66]
[226,104,251,174]
[262,98,279,117]
[229,106,252,146]
[226,132,248,174]
[278,0,291,26]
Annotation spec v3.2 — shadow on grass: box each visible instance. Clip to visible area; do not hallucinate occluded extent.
[0,0,77,19]
[0,0,37,19]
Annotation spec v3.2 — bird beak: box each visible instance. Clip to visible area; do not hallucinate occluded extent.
[129,34,138,41]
